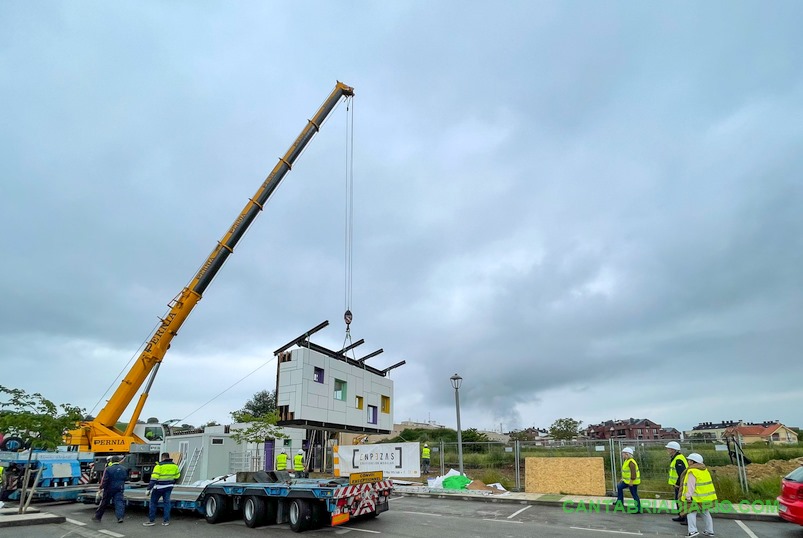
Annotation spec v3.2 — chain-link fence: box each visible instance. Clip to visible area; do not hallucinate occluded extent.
[426,438,761,496]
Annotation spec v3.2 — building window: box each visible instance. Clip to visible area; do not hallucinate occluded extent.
[334,379,347,401]
[355,396,364,410]
[211,437,224,445]
[381,395,390,414]
[314,367,324,383]
[367,405,378,425]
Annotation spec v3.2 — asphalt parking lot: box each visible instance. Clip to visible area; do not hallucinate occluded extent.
[3,496,801,538]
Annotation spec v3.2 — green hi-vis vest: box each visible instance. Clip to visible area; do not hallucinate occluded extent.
[152,462,180,482]
[294,453,304,471]
[622,457,641,485]
[668,453,688,485]
[422,447,431,459]
[276,453,288,470]
[683,467,717,503]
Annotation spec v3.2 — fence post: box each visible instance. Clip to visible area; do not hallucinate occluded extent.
[515,440,521,492]
[440,439,445,477]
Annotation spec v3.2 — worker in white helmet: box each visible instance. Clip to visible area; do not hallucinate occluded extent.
[293,449,306,477]
[665,441,688,524]
[682,453,717,537]
[421,443,431,475]
[613,447,641,513]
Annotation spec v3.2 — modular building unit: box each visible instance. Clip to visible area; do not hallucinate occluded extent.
[277,348,394,434]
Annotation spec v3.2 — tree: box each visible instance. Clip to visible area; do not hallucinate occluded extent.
[0,385,84,449]
[236,389,277,418]
[229,409,286,445]
[549,418,582,441]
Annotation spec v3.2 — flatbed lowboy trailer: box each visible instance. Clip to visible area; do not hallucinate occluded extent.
[200,472,393,532]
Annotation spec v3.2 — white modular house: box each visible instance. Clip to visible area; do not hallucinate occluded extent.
[276,347,395,434]
[162,424,306,484]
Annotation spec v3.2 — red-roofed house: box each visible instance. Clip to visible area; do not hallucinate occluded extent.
[724,421,798,444]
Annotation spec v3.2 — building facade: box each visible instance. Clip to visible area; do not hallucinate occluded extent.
[586,418,680,440]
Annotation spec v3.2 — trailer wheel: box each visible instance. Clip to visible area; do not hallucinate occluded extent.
[289,499,312,533]
[204,493,231,524]
[243,495,267,528]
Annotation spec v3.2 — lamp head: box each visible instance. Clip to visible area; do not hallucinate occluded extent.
[450,373,462,390]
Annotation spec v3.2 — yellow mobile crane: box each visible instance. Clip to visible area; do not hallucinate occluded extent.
[65,83,355,474]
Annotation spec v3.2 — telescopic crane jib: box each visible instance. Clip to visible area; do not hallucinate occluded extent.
[65,82,355,454]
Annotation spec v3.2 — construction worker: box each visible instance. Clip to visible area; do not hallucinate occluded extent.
[0,463,5,507]
[666,441,689,524]
[614,447,641,513]
[276,449,288,471]
[92,455,127,523]
[421,443,431,474]
[1,464,18,502]
[681,453,717,537]
[294,449,305,477]
[144,453,180,527]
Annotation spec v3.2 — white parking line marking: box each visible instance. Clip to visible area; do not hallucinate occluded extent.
[736,520,759,538]
[66,518,87,526]
[98,530,125,538]
[340,527,381,533]
[482,518,523,524]
[570,527,643,535]
[508,505,532,519]
[397,510,442,516]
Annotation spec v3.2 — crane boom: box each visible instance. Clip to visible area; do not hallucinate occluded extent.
[66,82,355,453]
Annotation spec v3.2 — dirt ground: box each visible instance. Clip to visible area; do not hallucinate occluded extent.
[711,457,803,481]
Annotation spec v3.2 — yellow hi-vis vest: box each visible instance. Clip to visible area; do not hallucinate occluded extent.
[668,453,688,485]
[682,467,717,503]
[422,447,431,459]
[152,462,180,481]
[622,457,641,485]
[294,453,304,471]
[276,452,288,470]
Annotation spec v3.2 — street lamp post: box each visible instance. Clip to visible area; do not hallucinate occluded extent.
[450,373,464,476]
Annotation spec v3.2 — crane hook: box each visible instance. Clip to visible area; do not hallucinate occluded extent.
[344,309,353,327]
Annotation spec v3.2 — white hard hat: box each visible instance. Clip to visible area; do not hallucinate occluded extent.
[424,443,428,447]
[688,452,704,464]
[622,447,634,454]
[665,441,681,451]
[297,449,304,455]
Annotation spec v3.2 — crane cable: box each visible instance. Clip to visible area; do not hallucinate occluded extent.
[342,95,356,357]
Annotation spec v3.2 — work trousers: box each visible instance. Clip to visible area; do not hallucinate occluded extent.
[95,489,125,521]
[616,481,641,512]
[148,487,173,523]
[687,509,713,534]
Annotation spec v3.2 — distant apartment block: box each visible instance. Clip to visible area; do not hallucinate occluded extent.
[687,420,799,443]
[586,418,680,440]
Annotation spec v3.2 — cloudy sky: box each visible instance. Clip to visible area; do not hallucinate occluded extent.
[2,2,801,437]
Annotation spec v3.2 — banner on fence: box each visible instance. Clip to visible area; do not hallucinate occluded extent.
[334,442,420,477]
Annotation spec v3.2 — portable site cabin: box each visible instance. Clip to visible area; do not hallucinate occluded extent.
[162,424,305,484]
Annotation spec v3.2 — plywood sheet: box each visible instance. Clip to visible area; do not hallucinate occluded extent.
[525,457,606,496]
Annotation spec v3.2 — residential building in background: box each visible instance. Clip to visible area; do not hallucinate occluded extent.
[685,420,799,443]
[585,418,681,440]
